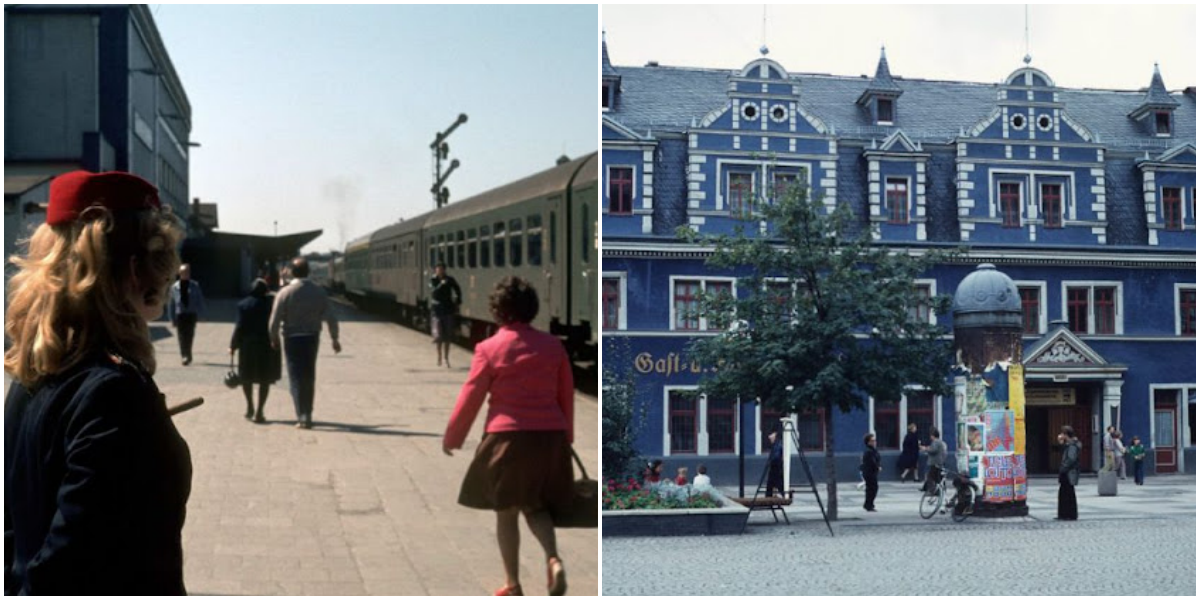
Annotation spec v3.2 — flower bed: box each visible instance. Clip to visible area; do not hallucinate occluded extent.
[601,480,749,537]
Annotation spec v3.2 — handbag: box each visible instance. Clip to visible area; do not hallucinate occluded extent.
[223,353,241,389]
[551,446,597,528]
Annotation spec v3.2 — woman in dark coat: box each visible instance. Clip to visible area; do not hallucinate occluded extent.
[4,171,191,594]
[898,422,921,482]
[1057,425,1081,520]
[861,433,881,512]
[230,278,282,423]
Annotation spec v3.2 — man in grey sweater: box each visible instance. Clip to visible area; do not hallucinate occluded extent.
[270,257,341,429]
[920,426,947,493]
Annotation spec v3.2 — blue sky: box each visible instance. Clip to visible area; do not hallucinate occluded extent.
[152,4,598,252]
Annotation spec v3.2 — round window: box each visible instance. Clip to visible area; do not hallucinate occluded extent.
[742,103,759,120]
[770,104,787,122]
[1010,114,1026,130]
[1037,114,1053,131]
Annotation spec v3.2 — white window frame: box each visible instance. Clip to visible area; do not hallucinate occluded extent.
[727,171,756,216]
[770,168,806,204]
[602,82,611,112]
[885,175,912,225]
[669,276,738,332]
[1148,385,1195,475]
[911,278,937,326]
[605,164,637,215]
[995,178,1026,225]
[876,98,895,126]
[868,388,944,447]
[663,386,700,457]
[601,271,628,331]
[1061,280,1124,335]
[1174,283,1196,337]
[1014,280,1049,335]
[1036,179,1067,228]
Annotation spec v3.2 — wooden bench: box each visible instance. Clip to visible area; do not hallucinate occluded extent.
[733,496,793,524]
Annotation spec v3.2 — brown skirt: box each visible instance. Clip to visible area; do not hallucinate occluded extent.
[458,430,574,511]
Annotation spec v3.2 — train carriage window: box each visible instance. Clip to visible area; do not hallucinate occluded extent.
[467,229,477,268]
[581,204,590,263]
[527,214,542,266]
[436,234,446,266]
[550,211,557,264]
[456,231,465,269]
[480,225,491,267]
[509,218,523,267]
[493,222,506,267]
[428,236,435,267]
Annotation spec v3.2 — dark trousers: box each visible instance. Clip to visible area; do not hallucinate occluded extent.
[1133,460,1145,485]
[284,335,320,422]
[176,313,198,360]
[863,474,879,509]
[1057,473,1078,519]
[766,463,784,497]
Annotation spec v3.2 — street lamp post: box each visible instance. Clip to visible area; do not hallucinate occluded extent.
[431,113,468,209]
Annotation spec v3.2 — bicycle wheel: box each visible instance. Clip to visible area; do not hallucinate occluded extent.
[919,485,942,519]
[951,486,975,523]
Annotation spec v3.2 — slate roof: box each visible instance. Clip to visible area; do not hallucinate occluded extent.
[860,47,903,99]
[607,61,1196,153]
[1134,64,1181,111]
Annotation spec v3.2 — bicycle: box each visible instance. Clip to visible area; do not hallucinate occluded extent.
[918,469,977,522]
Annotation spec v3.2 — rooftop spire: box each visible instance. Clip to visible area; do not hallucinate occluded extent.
[1141,62,1179,108]
[857,45,903,106]
[602,30,618,78]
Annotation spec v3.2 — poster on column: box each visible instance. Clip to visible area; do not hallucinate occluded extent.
[1009,364,1025,419]
[1013,454,1028,501]
[1014,417,1026,455]
[984,410,1015,453]
[983,453,1016,502]
[982,363,1010,409]
[964,377,987,420]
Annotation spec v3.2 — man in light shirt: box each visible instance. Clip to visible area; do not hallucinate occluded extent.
[270,257,341,429]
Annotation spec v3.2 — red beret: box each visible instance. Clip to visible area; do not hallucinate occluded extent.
[47,170,161,226]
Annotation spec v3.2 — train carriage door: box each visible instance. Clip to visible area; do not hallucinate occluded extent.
[543,198,562,328]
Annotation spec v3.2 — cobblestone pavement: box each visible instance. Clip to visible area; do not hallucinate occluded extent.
[151,299,597,595]
[603,477,1196,596]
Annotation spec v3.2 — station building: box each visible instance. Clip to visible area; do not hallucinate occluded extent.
[600,37,1196,482]
[5,3,195,269]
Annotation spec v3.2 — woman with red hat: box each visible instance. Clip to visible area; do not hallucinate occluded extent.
[4,171,192,594]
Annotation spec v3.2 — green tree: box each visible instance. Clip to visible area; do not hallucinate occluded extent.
[601,339,646,482]
[679,181,957,520]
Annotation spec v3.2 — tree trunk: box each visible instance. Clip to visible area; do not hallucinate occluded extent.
[824,399,838,520]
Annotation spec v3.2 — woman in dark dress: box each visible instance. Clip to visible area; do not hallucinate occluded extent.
[230,278,282,422]
[898,422,921,482]
[4,171,191,595]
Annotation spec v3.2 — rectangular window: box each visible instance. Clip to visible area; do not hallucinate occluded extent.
[1067,287,1090,334]
[1042,184,1062,229]
[479,225,490,267]
[527,214,542,266]
[707,397,736,454]
[1180,288,1196,336]
[668,391,697,454]
[877,98,894,123]
[428,236,435,267]
[549,211,557,264]
[765,280,793,322]
[602,277,622,330]
[908,284,932,325]
[456,231,465,269]
[706,281,733,330]
[467,229,477,268]
[1019,286,1041,334]
[906,391,935,439]
[602,84,610,110]
[608,167,633,214]
[874,398,901,450]
[1156,111,1171,135]
[772,172,797,204]
[1000,182,1021,228]
[509,219,523,267]
[729,172,753,217]
[1094,286,1116,334]
[492,222,506,267]
[796,408,825,452]
[673,280,701,331]
[1164,187,1183,231]
[886,178,908,224]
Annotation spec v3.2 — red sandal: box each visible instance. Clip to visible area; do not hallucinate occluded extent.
[494,584,523,596]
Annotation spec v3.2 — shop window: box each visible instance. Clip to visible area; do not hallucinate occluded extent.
[886,178,908,224]
[608,167,633,214]
[1001,182,1021,228]
[668,391,698,454]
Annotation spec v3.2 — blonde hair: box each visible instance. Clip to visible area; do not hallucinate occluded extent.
[5,206,183,387]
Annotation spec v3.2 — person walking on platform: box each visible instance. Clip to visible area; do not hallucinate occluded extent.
[231,278,282,423]
[4,170,192,594]
[430,261,462,368]
[443,277,574,596]
[861,433,881,512]
[269,257,341,429]
[168,263,205,365]
[1057,426,1081,520]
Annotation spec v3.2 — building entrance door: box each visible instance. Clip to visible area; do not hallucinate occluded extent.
[1027,404,1093,474]
[1154,390,1178,473]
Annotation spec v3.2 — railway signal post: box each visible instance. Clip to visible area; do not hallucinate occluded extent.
[431,113,468,209]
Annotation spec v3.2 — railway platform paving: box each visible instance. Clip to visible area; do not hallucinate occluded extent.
[151,298,598,595]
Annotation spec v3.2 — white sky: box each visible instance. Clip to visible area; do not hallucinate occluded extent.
[602,4,1197,92]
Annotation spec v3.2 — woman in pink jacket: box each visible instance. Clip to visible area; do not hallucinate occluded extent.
[443,277,574,596]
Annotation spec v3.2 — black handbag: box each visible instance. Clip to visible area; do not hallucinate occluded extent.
[551,447,597,528]
[223,353,241,389]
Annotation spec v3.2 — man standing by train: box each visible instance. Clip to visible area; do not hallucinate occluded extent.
[270,257,341,429]
[430,261,462,368]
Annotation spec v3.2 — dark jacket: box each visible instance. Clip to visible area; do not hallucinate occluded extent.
[899,431,920,468]
[861,444,881,480]
[1059,439,1081,486]
[429,275,462,316]
[4,356,192,595]
[232,294,282,384]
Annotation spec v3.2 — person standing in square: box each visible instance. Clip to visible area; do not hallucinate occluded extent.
[168,264,205,366]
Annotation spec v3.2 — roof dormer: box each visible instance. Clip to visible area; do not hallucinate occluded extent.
[602,31,621,112]
[1128,63,1180,137]
[857,46,903,126]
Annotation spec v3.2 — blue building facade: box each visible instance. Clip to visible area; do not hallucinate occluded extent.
[601,38,1196,483]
